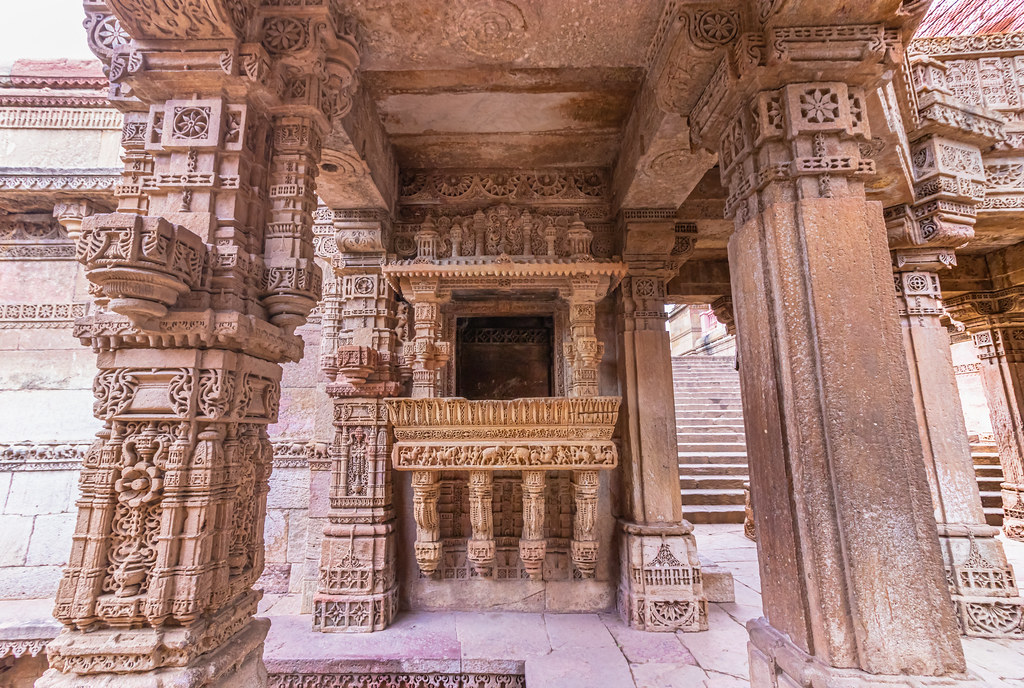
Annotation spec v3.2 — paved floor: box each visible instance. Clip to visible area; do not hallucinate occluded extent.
[259,524,1024,687]
[3,524,1022,686]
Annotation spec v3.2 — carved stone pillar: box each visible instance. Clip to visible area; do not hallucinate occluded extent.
[892,252,1024,639]
[694,60,976,682]
[314,211,401,632]
[946,288,1024,545]
[570,470,599,578]
[615,215,707,632]
[42,1,355,683]
[467,471,496,575]
[411,470,442,577]
[519,470,547,581]
[878,43,1024,639]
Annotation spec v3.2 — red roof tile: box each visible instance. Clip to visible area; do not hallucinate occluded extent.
[916,0,1024,37]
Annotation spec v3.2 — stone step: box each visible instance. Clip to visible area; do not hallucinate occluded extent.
[976,475,1004,488]
[676,441,747,453]
[676,433,747,445]
[975,465,1004,479]
[681,488,746,505]
[675,403,744,411]
[677,463,748,476]
[981,491,1004,509]
[675,412,744,419]
[683,504,747,524]
[675,421,747,431]
[679,475,748,490]
[678,452,749,465]
[984,506,1004,527]
[973,452,1001,466]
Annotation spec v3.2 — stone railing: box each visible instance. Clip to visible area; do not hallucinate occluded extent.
[386,396,620,581]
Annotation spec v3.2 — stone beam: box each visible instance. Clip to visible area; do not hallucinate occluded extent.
[666,259,731,303]
[611,80,716,211]
[610,2,730,211]
[319,85,397,212]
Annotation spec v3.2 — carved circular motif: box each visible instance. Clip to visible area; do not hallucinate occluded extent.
[905,273,929,293]
[91,15,130,56]
[695,10,738,45]
[263,17,309,54]
[172,107,210,140]
[528,174,566,197]
[353,276,374,295]
[634,278,656,298]
[435,174,473,197]
[455,0,527,58]
[799,89,841,124]
[481,173,522,197]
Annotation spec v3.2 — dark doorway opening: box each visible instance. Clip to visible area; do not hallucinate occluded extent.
[455,316,554,399]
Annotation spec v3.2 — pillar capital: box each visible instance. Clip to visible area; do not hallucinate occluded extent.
[945,286,1024,333]
[690,23,902,153]
[712,79,876,225]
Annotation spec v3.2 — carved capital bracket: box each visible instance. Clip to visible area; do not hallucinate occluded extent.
[706,80,877,225]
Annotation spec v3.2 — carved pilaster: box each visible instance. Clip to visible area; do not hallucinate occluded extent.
[467,471,496,576]
[314,209,400,632]
[519,470,547,581]
[891,253,1024,639]
[614,213,708,631]
[570,470,599,579]
[411,470,442,577]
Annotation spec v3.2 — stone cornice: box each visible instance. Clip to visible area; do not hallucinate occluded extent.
[910,33,1024,57]
[0,168,120,192]
[0,107,122,130]
[0,438,328,471]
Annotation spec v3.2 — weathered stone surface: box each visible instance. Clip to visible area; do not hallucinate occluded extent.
[4,1,1024,686]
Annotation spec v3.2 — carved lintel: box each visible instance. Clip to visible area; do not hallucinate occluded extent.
[520,470,547,581]
[411,470,441,577]
[570,470,600,579]
[467,471,495,576]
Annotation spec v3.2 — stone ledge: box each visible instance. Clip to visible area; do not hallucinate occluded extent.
[0,599,60,659]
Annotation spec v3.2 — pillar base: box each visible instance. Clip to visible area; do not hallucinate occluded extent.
[312,589,398,633]
[617,522,708,632]
[312,522,397,632]
[747,618,985,688]
[938,527,1024,638]
[38,616,269,688]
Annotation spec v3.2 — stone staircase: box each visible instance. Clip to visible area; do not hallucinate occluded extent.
[673,355,748,524]
[973,441,1005,527]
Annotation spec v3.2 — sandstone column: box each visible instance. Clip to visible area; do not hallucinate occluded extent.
[313,210,403,632]
[946,290,1024,544]
[886,111,1024,637]
[614,215,708,632]
[42,1,355,684]
[694,63,977,682]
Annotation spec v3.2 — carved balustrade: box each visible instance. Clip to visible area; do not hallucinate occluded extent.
[386,397,620,580]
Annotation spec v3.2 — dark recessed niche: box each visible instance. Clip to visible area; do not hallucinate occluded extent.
[455,316,554,400]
